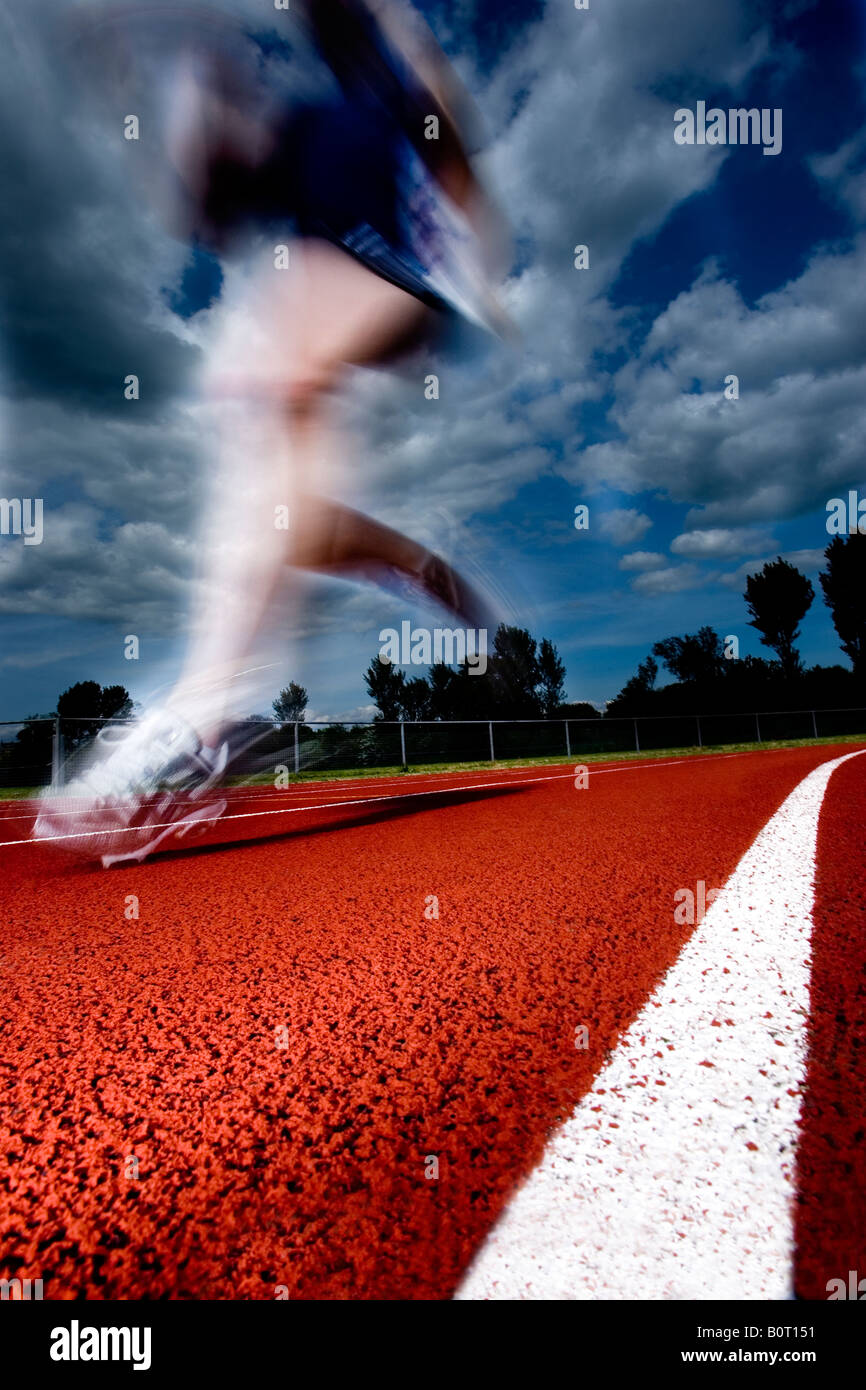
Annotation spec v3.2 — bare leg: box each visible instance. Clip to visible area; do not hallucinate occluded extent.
[290,493,492,627]
[169,239,486,737]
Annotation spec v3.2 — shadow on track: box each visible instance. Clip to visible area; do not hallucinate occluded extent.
[100,781,529,869]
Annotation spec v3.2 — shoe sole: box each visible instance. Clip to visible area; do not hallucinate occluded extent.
[100,799,227,868]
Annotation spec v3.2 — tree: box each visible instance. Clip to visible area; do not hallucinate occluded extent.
[652,627,724,685]
[100,685,134,719]
[560,701,602,720]
[273,682,308,725]
[636,655,658,691]
[450,657,493,720]
[744,557,814,682]
[428,662,458,720]
[56,681,133,747]
[364,626,567,722]
[364,657,405,721]
[400,676,432,722]
[537,638,567,717]
[819,534,866,680]
[488,625,542,718]
[607,654,658,716]
[10,714,55,787]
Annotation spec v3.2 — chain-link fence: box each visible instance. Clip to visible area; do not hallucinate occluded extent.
[3,706,866,791]
[0,719,57,790]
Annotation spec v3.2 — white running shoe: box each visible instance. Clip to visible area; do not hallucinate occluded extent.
[32,708,229,864]
[98,794,228,869]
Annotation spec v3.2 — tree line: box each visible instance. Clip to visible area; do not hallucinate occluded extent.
[609,535,866,716]
[1,681,135,786]
[362,626,584,721]
[3,534,863,785]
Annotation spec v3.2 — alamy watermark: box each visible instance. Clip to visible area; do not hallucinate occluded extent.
[826,491,866,535]
[0,497,43,545]
[674,103,782,156]
[826,1271,866,1300]
[379,621,488,675]
[49,1321,152,1371]
[1,1275,43,1300]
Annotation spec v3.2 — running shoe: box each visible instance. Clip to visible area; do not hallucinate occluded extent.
[32,708,229,864]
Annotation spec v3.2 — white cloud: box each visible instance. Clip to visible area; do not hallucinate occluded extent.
[565,234,866,531]
[719,547,826,589]
[631,563,704,595]
[304,705,378,726]
[809,130,866,223]
[619,550,667,571]
[598,508,654,546]
[671,527,778,558]
[0,502,192,628]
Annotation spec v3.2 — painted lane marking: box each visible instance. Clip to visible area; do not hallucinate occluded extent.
[2,750,776,842]
[455,749,866,1301]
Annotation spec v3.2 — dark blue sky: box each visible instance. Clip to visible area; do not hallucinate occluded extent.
[1,0,865,721]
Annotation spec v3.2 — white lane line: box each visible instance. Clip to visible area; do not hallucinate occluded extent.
[0,750,767,838]
[0,769,529,822]
[0,768,632,846]
[455,748,866,1301]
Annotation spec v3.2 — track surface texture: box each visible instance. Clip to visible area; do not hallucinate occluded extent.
[794,752,866,1299]
[0,744,863,1300]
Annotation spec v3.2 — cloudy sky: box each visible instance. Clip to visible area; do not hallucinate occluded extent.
[1,0,865,722]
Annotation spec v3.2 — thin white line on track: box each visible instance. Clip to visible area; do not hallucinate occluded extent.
[0,769,615,845]
[455,747,866,1301]
[0,749,773,840]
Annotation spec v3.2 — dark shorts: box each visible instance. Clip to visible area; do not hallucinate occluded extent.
[210,94,451,312]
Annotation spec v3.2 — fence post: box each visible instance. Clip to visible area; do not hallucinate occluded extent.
[489,721,495,763]
[564,720,571,758]
[811,709,818,740]
[52,717,63,787]
[400,719,407,767]
[695,715,702,748]
[294,721,300,774]
[633,719,640,753]
[755,713,762,743]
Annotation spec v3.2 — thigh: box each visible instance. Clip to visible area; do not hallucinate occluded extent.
[200,238,435,400]
[286,238,435,379]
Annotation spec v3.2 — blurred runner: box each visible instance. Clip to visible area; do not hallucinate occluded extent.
[34,0,511,862]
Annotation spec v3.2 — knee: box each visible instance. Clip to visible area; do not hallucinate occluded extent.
[283,367,335,423]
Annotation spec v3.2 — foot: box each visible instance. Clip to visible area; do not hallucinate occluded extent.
[98,794,228,868]
[416,552,493,630]
[381,552,497,632]
[32,708,229,861]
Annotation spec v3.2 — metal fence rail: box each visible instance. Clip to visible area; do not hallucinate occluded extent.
[3,707,866,790]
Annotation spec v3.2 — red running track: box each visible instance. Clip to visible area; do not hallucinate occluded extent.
[795,752,866,1299]
[0,744,862,1299]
